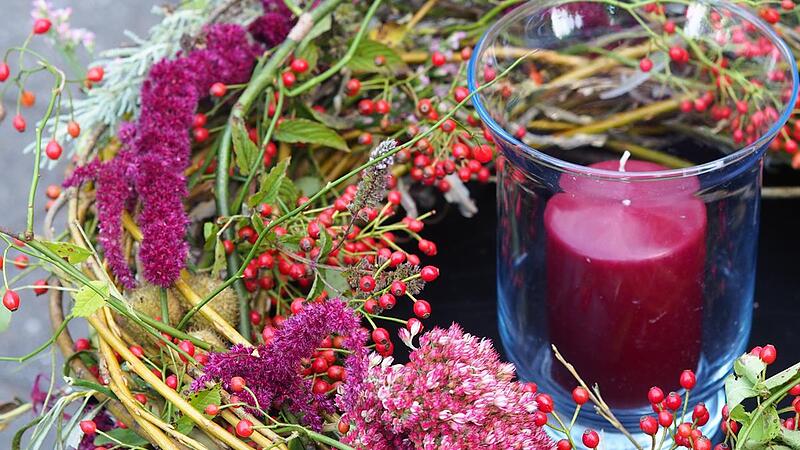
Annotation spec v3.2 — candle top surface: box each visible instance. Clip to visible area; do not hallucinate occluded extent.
[544,160,707,261]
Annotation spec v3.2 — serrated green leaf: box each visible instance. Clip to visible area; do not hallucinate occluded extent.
[746,406,781,445]
[781,429,800,449]
[176,385,222,435]
[729,404,749,422]
[41,241,92,264]
[735,354,767,385]
[279,178,300,206]
[232,119,259,176]
[766,362,800,390]
[72,281,108,317]
[295,176,323,197]
[248,158,290,207]
[274,119,348,151]
[297,14,330,53]
[726,374,759,411]
[347,39,405,73]
[322,270,350,296]
[94,428,149,447]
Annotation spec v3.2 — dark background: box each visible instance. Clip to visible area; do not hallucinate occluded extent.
[422,167,800,374]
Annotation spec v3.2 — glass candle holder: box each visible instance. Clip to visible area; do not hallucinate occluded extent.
[468,0,798,446]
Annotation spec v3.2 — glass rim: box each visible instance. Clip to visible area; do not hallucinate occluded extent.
[467,0,800,181]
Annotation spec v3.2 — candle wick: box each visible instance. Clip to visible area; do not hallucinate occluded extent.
[618,150,631,172]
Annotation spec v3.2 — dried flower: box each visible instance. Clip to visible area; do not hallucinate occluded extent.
[349,139,397,220]
[193,299,365,430]
[339,324,553,449]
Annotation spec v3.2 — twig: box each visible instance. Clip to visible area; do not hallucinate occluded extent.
[762,186,800,199]
[119,212,249,345]
[95,314,182,450]
[88,314,258,450]
[552,345,644,450]
[558,98,682,137]
[287,0,382,97]
[180,53,529,328]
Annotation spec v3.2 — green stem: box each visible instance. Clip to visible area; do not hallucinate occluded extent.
[180,51,527,330]
[206,0,345,338]
[737,370,800,447]
[0,314,72,362]
[26,66,63,239]
[231,84,285,213]
[160,287,169,326]
[215,126,252,339]
[286,0,383,98]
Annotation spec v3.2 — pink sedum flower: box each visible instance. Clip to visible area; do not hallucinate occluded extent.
[338,324,553,449]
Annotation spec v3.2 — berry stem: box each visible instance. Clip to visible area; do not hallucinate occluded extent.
[231,83,285,213]
[179,53,528,330]
[26,64,64,240]
[286,0,383,98]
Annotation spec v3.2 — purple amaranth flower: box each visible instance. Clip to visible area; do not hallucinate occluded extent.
[339,324,554,450]
[193,299,364,430]
[249,0,295,48]
[66,24,257,287]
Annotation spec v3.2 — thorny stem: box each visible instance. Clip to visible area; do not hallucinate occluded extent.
[179,53,530,330]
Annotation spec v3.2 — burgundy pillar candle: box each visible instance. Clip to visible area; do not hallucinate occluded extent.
[544,160,706,407]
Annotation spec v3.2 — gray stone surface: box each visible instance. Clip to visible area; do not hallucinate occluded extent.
[0,0,159,445]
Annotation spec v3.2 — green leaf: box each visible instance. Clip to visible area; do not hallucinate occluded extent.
[212,237,226,279]
[176,385,222,435]
[781,428,800,449]
[274,119,349,151]
[298,102,355,130]
[94,428,149,447]
[295,176,324,197]
[318,227,333,260]
[746,406,781,446]
[248,158,290,207]
[203,223,219,253]
[71,281,109,317]
[297,14,331,53]
[322,270,350,296]
[41,241,92,264]
[347,39,405,73]
[735,354,767,385]
[765,362,800,390]
[232,119,259,176]
[729,404,749,422]
[725,374,758,411]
